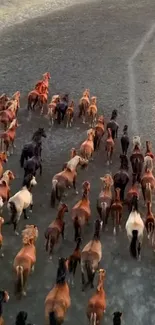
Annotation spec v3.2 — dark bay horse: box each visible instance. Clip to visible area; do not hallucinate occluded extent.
[20,128,46,167]
[130,136,144,183]
[56,94,69,124]
[106,109,119,140]
[120,125,130,155]
[113,155,129,201]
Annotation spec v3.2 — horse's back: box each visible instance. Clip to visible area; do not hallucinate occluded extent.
[82,240,102,260]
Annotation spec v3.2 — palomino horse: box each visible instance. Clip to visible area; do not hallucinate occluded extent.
[80,129,95,160]
[94,115,105,151]
[97,174,113,230]
[145,140,154,159]
[0,217,4,257]
[0,291,9,324]
[45,257,71,325]
[0,152,8,178]
[47,95,60,126]
[87,269,106,325]
[120,125,130,155]
[79,89,90,123]
[66,101,74,128]
[111,188,123,235]
[68,237,82,286]
[105,128,114,165]
[125,195,144,260]
[72,181,91,241]
[44,203,68,259]
[106,109,119,140]
[51,156,88,207]
[113,155,129,201]
[0,119,19,156]
[81,219,102,291]
[0,170,15,209]
[35,72,51,94]
[62,148,77,170]
[20,127,47,167]
[141,156,155,206]
[13,225,38,297]
[145,201,155,247]
[87,96,98,127]
[130,136,144,183]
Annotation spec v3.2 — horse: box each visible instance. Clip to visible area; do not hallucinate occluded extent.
[44,203,68,259]
[66,101,74,128]
[145,201,155,247]
[72,181,91,241]
[145,140,154,159]
[27,89,48,114]
[141,156,155,206]
[45,257,71,325]
[93,115,105,151]
[56,95,69,124]
[15,311,28,325]
[0,290,9,325]
[87,96,98,127]
[5,91,20,113]
[106,109,119,140]
[6,174,37,235]
[20,127,47,167]
[97,174,113,230]
[35,72,51,94]
[0,217,4,257]
[105,128,114,165]
[62,148,77,170]
[81,219,102,291]
[47,95,60,126]
[87,269,106,325]
[120,125,130,155]
[125,195,145,260]
[24,150,42,178]
[126,174,140,212]
[113,312,122,325]
[111,188,123,235]
[79,89,90,123]
[0,170,15,209]
[0,119,19,156]
[0,152,7,178]
[80,128,95,160]
[67,237,82,286]
[113,155,129,201]
[0,94,9,111]
[51,156,88,207]
[13,225,38,297]
[130,136,144,183]
[0,92,20,130]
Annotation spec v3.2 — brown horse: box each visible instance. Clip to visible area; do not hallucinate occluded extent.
[47,95,60,126]
[68,237,82,286]
[94,115,105,151]
[0,170,15,209]
[0,290,9,325]
[72,181,91,241]
[62,148,77,170]
[0,119,19,155]
[105,128,114,165]
[141,156,155,206]
[81,219,102,291]
[45,257,71,325]
[87,96,98,127]
[126,174,140,212]
[0,92,20,130]
[0,217,4,257]
[79,89,90,123]
[45,203,68,259]
[80,129,95,160]
[35,72,51,94]
[0,152,8,179]
[97,174,113,230]
[87,269,106,325]
[66,101,74,128]
[13,225,38,297]
[145,141,154,159]
[130,136,144,183]
[0,94,9,111]
[145,201,155,247]
[27,89,48,114]
[51,156,88,207]
[111,188,123,235]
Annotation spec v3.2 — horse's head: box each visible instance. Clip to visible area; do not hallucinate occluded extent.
[70,148,77,158]
[113,312,122,325]
[82,181,90,193]
[58,203,68,214]
[98,115,104,124]
[0,151,8,163]
[4,170,15,181]
[123,124,128,133]
[0,217,4,225]
[90,96,97,105]
[87,128,95,139]
[79,156,89,168]
[100,174,114,188]
[43,72,51,80]
[0,290,9,303]
[94,219,102,233]
[15,311,28,325]
[111,109,118,119]
[38,127,47,138]
[22,225,39,245]
[83,89,90,98]
[23,174,37,189]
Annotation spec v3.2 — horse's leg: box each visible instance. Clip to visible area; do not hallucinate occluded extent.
[13,220,19,236]
[119,211,122,231]
[90,271,95,288]
[138,242,142,261]
[120,185,125,201]
[49,238,55,260]
[112,211,116,235]
[116,126,118,138]
[39,162,42,176]
[23,209,29,220]
[142,186,146,205]
[81,266,86,291]
[73,177,78,195]
[110,147,113,164]
[61,222,65,240]
[106,151,110,165]
[29,198,33,213]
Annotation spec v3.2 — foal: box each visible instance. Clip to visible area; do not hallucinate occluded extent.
[97,174,113,230]
[44,203,68,259]
[0,170,15,209]
[113,155,129,201]
[111,188,123,235]
[79,89,90,123]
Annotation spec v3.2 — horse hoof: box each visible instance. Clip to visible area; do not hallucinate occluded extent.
[49,256,52,260]
[7,152,10,157]
[113,228,116,236]
[106,161,109,166]
[14,145,16,148]
[76,191,79,195]
[1,253,4,258]
[22,291,27,296]
[110,160,112,164]
[29,210,32,213]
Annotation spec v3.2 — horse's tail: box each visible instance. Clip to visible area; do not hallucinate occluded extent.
[93,132,98,151]
[20,149,25,167]
[51,179,59,207]
[85,260,93,285]
[0,197,4,208]
[90,312,97,325]
[49,311,58,325]
[101,202,107,228]
[5,201,17,224]
[15,265,24,295]
[130,230,138,258]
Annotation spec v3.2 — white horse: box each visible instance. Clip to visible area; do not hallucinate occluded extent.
[125,195,144,260]
[6,174,37,235]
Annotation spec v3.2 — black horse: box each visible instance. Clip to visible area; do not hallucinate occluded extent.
[121,125,130,155]
[107,109,119,140]
[24,147,42,177]
[15,311,34,325]
[56,94,69,124]
[113,154,129,201]
[20,127,46,167]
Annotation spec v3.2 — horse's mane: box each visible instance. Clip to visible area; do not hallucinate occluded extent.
[22,225,38,245]
[32,128,42,140]
[56,258,67,284]
[144,156,153,172]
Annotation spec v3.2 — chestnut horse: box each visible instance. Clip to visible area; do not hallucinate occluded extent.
[105,128,114,165]
[5,91,20,113]
[13,225,38,297]
[113,155,129,201]
[130,136,144,183]
[0,170,15,209]
[0,94,9,111]
[35,72,51,94]
[111,188,123,235]
[45,203,68,259]
[72,181,91,241]
[97,174,113,230]
[51,156,88,207]
[87,269,106,325]
[145,201,155,247]
[79,89,90,123]
[141,156,155,206]
[0,119,19,156]
[94,115,105,151]
[0,152,8,179]
[66,101,74,128]
[0,291,9,325]
[81,219,102,291]
[27,89,48,114]
[0,217,4,257]
[47,95,60,126]
[0,92,20,130]
[45,257,71,325]
[80,129,95,160]
[87,96,98,127]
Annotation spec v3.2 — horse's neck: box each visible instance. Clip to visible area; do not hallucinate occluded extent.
[57,209,65,220]
[68,156,79,169]
[82,191,89,201]
[97,277,104,292]
[115,192,120,202]
[101,186,112,197]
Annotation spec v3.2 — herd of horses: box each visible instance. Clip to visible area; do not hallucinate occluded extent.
[0,72,154,325]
